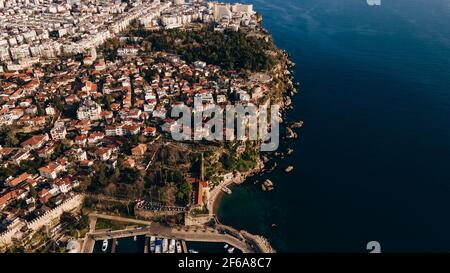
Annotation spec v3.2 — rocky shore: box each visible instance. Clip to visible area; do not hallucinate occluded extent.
[208,160,264,214]
[207,20,299,254]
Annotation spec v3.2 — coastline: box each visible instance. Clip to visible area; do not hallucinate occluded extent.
[209,101,295,236]
[209,160,265,215]
[208,42,297,251]
[210,54,297,213]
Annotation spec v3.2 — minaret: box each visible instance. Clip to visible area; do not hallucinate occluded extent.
[200,153,204,181]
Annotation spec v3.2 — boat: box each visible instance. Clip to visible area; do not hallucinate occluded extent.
[169,239,176,253]
[285,166,294,173]
[224,244,229,249]
[162,238,169,253]
[155,239,163,253]
[221,186,232,194]
[176,241,182,253]
[155,245,162,253]
[133,236,137,241]
[150,236,156,253]
[227,247,235,253]
[188,249,199,253]
[101,239,108,252]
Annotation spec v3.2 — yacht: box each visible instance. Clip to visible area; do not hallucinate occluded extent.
[101,239,108,252]
[224,244,229,249]
[227,247,235,253]
[176,241,182,253]
[169,239,176,253]
[162,238,169,253]
[150,236,156,253]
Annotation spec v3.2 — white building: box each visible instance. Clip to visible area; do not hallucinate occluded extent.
[231,3,254,14]
[211,3,232,21]
[77,98,102,121]
[51,120,67,140]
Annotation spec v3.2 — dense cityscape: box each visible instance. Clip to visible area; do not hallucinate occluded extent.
[0,0,297,253]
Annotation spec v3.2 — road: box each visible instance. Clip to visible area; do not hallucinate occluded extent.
[89,213,153,226]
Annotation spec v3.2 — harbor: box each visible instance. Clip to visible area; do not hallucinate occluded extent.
[92,236,242,254]
[83,213,261,253]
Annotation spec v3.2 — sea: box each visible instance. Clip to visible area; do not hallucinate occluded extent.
[217,0,450,252]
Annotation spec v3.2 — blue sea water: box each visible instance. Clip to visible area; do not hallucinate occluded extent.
[218,0,450,252]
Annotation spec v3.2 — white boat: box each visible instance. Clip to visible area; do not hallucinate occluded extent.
[150,236,156,253]
[133,236,137,241]
[224,244,229,249]
[222,186,232,194]
[176,241,182,253]
[169,239,176,253]
[188,249,198,253]
[227,247,235,253]
[101,239,108,252]
[162,238,169,253]
[285,166,294,173]
[155,245,162,253]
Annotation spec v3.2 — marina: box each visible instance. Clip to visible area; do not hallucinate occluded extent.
[93,235,240,254]
[93,236,146,253]
[85,212,260,253]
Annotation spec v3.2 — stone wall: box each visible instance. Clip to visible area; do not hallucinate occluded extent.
[0,194,84,248]
[0,221,25,248]
[184,213,212,226]
[135,207,183,220]
[27,194,84,231]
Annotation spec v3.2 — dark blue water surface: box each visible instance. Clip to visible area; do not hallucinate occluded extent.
[218,0,450,252]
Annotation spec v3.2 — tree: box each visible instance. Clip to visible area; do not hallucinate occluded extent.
[60,212,88,238]
[51,95,65,112]
[137,25,275,72]
[119,168,140,184]
[221,153,236,171]
[103,94,112,111]
[88,163,109,192]
[60,212,78,232]
[5,129,19,147]
[176,181,192,205]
